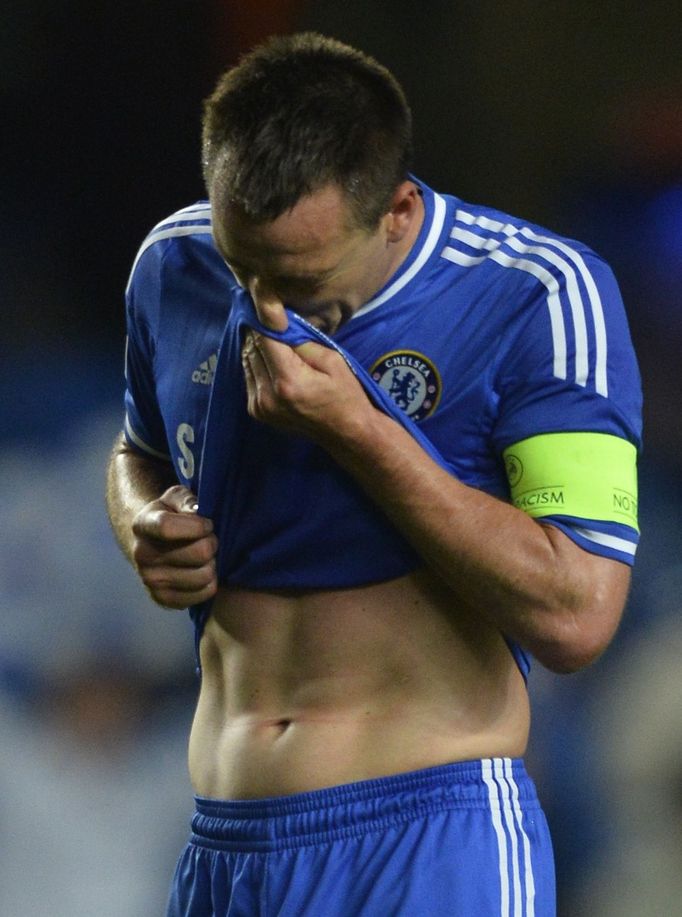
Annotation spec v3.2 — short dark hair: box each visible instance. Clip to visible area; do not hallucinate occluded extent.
[202,32,413,229]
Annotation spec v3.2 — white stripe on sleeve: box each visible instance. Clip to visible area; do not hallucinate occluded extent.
[124,415,171,461]
[441,245,568,382]
[451,210,609,396]
[449,224,590,388]
[517,227,608,396]
[126,224,214,294]
[572,527,637,555]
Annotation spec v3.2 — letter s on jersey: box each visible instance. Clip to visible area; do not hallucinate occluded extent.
[176,423,195,480]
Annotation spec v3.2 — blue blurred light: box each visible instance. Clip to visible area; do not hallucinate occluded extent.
[644,183,682,279]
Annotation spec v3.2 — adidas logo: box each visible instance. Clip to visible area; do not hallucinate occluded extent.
[192,353,218,385]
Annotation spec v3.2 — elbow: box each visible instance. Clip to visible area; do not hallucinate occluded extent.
[538,642,605,675]
[530,525,630,673]
[529,607,619,675]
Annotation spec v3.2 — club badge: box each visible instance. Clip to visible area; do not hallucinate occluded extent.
[369,350,442,421]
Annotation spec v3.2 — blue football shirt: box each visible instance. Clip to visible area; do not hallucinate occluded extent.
[123,179,642,675]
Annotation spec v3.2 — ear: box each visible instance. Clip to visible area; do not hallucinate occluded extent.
[385,181,422,243]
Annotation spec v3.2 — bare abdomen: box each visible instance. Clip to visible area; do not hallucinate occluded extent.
[188,569,530,799]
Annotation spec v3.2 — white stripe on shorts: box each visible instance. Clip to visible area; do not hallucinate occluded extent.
[482,758,537,916]
[495,758,523,915]
[482,758,510,915]
[504,758,536,917]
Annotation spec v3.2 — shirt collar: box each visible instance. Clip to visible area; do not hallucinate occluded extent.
[351,177,448,321]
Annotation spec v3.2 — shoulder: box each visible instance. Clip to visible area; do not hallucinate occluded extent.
[440,197,605,290]
[438,197,635,394]
[125,201,215,296]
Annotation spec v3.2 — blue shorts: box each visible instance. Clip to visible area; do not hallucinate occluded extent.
[167,758,555,916]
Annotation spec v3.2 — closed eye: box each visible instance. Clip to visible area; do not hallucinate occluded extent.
[222,254,332,297]
[272,275,325,295]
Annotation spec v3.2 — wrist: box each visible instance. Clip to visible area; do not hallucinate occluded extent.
[317,404,400,470]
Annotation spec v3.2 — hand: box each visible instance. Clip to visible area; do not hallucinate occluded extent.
[241,331,375,445]
[131,485,218,609]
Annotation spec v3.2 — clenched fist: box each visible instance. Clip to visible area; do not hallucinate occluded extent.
[131,485,218,609]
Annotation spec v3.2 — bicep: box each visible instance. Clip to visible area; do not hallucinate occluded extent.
[107,432,178,510]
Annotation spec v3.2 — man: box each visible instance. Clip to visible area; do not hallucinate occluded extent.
[107,32,641,916]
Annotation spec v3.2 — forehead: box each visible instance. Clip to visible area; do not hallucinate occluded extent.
[211,183,361,273]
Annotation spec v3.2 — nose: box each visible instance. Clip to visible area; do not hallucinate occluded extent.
[248,277,289,332]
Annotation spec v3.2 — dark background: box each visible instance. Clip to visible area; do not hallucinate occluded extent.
[2,3,681,914]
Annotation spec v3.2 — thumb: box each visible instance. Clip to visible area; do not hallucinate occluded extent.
[294,341,343,373]
[160,484,200,514]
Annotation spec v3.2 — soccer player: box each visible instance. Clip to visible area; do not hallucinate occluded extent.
[107,32,642,916]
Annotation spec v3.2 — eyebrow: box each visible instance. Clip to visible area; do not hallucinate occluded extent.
[224,255,334,287]
[270,270,332,286]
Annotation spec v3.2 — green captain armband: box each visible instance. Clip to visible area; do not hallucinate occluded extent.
[503,432,639,531]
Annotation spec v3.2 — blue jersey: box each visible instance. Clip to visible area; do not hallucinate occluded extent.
[124,179,642,674]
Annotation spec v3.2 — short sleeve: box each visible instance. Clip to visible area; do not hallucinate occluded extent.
[123,242,172,461]
[492,251,642,564]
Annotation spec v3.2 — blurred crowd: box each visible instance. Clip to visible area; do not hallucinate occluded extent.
[1,3,680,914]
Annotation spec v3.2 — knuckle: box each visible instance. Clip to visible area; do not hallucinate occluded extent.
[160,514,174,538]
[161,484,196,513]
[197,581,218,603]
[203,562,219,584]
[251,394,270,420]
[163,484,187,502]
[132,539,152,567]
[139,567,162,590]
[273,378,295,402]
[196,539,217,564]
[326,350,344,372]
[153,591,185,610]
[155,512,178,541]
[189,565,211,588]
[131,510,152,536]
[147,577,216,610]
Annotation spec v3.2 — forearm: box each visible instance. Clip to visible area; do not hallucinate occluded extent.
[240,333,629,672]
[106,432,178,564]
[321,409,628,673]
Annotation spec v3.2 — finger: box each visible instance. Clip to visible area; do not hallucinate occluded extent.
[241,340,258,411]
[250,278,288,332]
[159,484,200,514]
[242,336,273,419]
[141,560,217,596]
[250,332,304,380]
[242,331,276,413]
[135,533,218,569]
[242,331,274,378]
[149,580,219,611]
[254,336,354,408]
[134,507,213,543]
[292,341,343,374]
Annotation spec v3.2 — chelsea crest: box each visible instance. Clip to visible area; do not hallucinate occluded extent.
[369,350,442,422]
